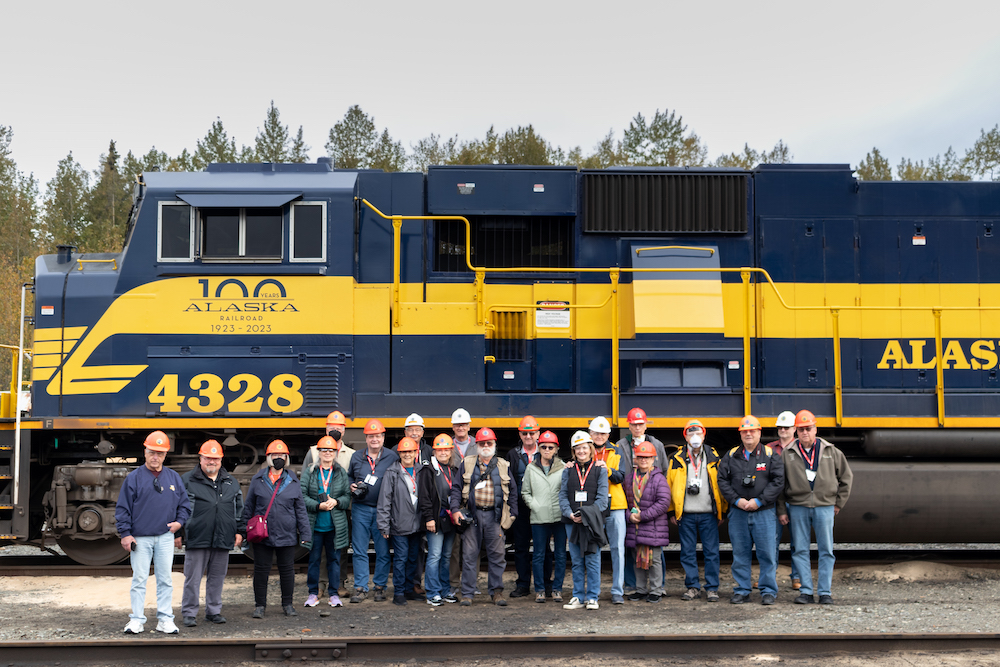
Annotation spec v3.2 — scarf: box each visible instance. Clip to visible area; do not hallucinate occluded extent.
[633,469,653,570]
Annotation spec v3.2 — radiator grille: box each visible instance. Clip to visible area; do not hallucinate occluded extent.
[489,311,527,362]
[583,172,748,233]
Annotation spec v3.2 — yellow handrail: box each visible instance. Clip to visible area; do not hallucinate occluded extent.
[635,246,715,256]
[360,197,1000,426]
[77,258,118,271]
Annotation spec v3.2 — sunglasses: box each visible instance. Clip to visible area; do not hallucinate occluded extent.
[539,445,557,451]
[153,478,163,493]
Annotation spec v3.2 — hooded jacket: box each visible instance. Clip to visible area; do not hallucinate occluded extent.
[615,433,670,474]
[666,446,727,521]
[377,460,424,536]
[623,466,670,548]
[301,460,351,550]
[242,468,310,548]
[520,456,566,524]
[180,465,244,550]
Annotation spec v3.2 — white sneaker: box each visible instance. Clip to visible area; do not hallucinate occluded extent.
[123,619,144,634]
[562,596,584,610]
[585,599,600,610]
[155,619,180,634]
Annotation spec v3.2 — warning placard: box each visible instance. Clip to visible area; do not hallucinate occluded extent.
[535,301,570,329]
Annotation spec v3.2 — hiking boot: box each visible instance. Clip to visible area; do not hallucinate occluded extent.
[819,595,834,605]
[730,593,749,604]
[392,595,407,606]
[794,593,816,604]
[509,587,530,598]
[460,597,472,606]
[350,588,367,604]
[706,590,720,602]
[182,616,197,627]
[283,605,298,617]
[373,586,387,602]
[681,588,700,601]
[492,592,508,606]
[761,594,776,606]
[304,594,319,607]
[252,606,265,619]
[206,614,226,624]
[792,578,802,590]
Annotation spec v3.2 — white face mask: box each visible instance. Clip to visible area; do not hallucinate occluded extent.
[477,444,496,459]
[688,434,703,448]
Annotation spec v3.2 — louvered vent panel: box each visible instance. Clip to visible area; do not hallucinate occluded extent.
[304,366,340,412]
[489,311,527,362]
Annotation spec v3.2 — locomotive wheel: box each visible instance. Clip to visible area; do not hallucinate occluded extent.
[57,536,130,566]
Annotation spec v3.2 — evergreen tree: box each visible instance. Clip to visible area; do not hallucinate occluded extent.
[194,118,238,169]
[713,140,793,169]
[580,130,625,168]
[495,125,552,165]
[965,125,1000,180]
[254,101,292,163]
[42,152,90,249]
[289,126,310,163]
[325,105,377,169]
[621,109,707,166]
[452,126,499,165]
[408,133,458,172]
[82,141,131,252]
[369,129,405,171]
[855,148,892,181]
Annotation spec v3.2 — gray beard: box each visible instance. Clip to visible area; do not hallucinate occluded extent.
[477,445,496,459]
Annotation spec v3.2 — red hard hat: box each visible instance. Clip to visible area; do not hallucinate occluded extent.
[794,410,817,428]
[144,431,171,452]
[475,427,497,443]
[433,433,454,449]
[627,407,647,424]
[316,436,340,450]
[326,411,347,426]
[198,439,222,458]
[396,437,419,453]
[266,439,290,455]
[363,418,386,435]
[518,415,540,432]
[539,430,559,445]
[633,441,657,458]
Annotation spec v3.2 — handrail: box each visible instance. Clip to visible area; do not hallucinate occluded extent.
[77,258,118,271]
[360,197,1000,427]
[635,246,715,256]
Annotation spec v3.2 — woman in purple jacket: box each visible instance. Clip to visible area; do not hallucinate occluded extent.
[623,441,670,602]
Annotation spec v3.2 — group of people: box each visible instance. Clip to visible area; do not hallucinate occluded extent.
[112,406,853,633]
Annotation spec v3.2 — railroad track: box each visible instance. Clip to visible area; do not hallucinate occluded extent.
[2,549,998,577]
[0,633,998,664]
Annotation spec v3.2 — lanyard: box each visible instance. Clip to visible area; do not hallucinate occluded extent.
[404,466,418,492]
[319,466,332,493]
[366,451,381,475]
[441,465,453,489]
[798,443,817,469]
[688,448,703,478]
[576,460,595,490]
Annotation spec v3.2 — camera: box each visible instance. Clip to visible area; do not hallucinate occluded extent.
[351,482,369,500]
[741,474,756,487]
[687,484,700,495]
[317,492,329,503]
[454,514,474,534]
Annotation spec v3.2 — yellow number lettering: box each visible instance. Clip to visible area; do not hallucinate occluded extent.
[187,373,225,413]
[228,373,264,412]
[148,374,184,412]
[267,374,304,413]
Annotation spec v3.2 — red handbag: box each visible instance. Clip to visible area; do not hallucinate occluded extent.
[247,475,281,543]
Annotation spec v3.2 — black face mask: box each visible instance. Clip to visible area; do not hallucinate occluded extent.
[328,429,343,441]
[272,457,286,470]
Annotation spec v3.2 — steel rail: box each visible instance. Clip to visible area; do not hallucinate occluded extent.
[1,633,999,664]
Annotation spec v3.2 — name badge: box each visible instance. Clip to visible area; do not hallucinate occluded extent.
[410,492,419,505]
[575,490,588,502]
[364,474,378,485]
[805,469,817,482]
[475,480,488,490]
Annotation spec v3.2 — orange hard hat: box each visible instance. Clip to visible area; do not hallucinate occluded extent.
[316,435,340,450]
[683,419,706,439]
[363,418,386,435]
[266,439,290,455]
[433,433,454,449]
[198,439,223,458]
[326,411,347,426]
[633,441,657,458]
[144,430,171,452]
[475,427,497,443]
[396,437,419,453]
[518,415,540,432]
[794,409,817,428]
[738,415,762,432]
[539,430,559,445]
[627,407,647,424]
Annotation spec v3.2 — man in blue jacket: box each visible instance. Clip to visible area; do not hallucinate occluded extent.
[115,431,191,635]
[177,439,245,627]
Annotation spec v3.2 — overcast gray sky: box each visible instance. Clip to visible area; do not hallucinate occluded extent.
[4,0,999,186]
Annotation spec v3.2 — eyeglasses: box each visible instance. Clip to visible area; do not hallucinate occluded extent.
[317,448,338,453]
[539,445,557,451]
[777,426,794,430]
[153,478,163,493]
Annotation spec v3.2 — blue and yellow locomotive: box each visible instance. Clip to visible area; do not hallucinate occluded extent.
[2,159,999,563]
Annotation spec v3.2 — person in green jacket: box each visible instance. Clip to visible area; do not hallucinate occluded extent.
[520,430,567,603]
[301,435,351,608]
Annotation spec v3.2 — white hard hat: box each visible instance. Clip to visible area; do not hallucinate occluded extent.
[570,430,594,448]
[451,408,471,425]
[404,413,424,427]
[588,416,612,434]
[775,411,796,428]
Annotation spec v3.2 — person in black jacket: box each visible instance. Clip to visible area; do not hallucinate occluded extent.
[177,440,245,627]
[418,434,458,606]
[242,440,310,618]
[717,415,785,606]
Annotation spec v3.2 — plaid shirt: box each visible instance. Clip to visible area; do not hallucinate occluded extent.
[473,461,495,509]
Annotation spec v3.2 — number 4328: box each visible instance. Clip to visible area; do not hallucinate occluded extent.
[148,373,304,413]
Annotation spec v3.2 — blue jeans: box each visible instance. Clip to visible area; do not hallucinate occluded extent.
[678,512,720,591]
[605,510,626,597]
[307,530,341,596]
[129,532,175,623]
[776,518,799,582]
[565,524,600,602]
[728,506,777,597]
[531,523,566,593]
[789,504,836,597]
[351,503,390,590]
[424,529,456,600]
[391,533,421,597]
